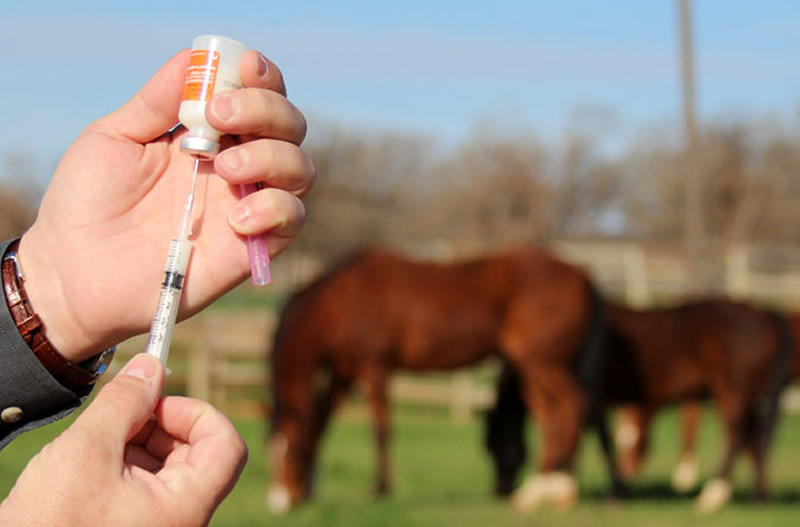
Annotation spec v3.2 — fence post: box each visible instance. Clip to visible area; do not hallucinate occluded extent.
[725,245,749,299]
[187,331,211,401]
[623,245,649,307]
[450,372,474,422]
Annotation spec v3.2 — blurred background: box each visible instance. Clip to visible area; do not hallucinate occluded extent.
[4,1,800,297]
[3,1,800,525]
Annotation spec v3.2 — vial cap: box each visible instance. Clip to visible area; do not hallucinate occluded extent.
[181,137,220,160]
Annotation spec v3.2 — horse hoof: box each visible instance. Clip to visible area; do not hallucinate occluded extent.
[695,478,732,513]
[547,472,579,510]
[511,475,548,512]
[671,457,699,493]
[266,485,292,515]
[511,472,578,513]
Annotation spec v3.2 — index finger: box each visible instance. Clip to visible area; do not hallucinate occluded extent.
[241,50,287,96]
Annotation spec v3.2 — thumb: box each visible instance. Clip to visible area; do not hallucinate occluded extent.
[94,49,190,144]
[74,354,165,444]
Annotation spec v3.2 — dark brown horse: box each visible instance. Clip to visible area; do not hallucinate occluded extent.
[266,246,623,513]
[486,297,795,512]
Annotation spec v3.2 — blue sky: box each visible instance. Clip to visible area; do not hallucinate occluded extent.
[2,1,800,182]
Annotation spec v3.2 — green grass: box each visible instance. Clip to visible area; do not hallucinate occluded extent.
[2,404,800,526]
[208,282,287,312]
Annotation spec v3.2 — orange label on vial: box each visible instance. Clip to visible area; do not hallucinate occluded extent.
[182,49,220,102]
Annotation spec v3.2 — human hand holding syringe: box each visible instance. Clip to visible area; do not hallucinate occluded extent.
[3,36,312,527]
[146,35,272,366]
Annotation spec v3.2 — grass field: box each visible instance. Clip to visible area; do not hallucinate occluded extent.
[2,401,800,526]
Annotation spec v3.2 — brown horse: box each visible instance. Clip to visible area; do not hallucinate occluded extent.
[266,246,623,513]
[619,311,800,497]
[486,297,795,512]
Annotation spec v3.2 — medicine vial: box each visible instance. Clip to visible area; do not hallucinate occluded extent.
[179,35,246,159]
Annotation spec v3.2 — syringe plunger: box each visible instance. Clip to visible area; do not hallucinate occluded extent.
[145,237,192,365]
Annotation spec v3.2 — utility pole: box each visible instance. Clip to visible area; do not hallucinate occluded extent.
[678,0,704,296]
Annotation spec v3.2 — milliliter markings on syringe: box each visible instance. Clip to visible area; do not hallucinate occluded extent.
[145,159,199,365]
[163,258,186,291]
[149,275,183,345]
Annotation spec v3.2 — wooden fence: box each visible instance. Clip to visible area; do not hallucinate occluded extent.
[112,312,497,420]
[553,240,800,308]
[108,240,800,419]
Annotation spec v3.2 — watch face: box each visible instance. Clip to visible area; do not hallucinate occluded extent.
[3,248,24,282]
[80,348,117,379]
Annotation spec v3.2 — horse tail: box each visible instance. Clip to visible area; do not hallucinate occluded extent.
[762,310,794,409]
[743,309,795,461]
[573,279,607,409]
[573,280,628,497]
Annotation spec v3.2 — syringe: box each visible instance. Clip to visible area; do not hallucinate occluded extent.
[145,159,200,366]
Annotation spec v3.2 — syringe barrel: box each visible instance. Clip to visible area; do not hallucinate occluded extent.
[145,238,192,365]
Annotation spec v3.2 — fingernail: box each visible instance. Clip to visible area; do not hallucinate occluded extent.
[229,203,252,229]
[211,94,238,122]
[257,53,269,77]
[119,354,160,382]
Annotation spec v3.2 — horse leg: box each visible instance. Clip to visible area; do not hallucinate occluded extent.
[313,373,355,442]
[593,412,628,499]
[615,405,654,481]
[363,364,392,497]
[511,364,584,513]
[672,401,702,493]
[746,393,782,503]
[267,373,317,514]
[696,399,746,513]
[305,373,356,497]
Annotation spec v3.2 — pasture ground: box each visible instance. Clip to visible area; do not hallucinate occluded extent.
[2,401,799,526]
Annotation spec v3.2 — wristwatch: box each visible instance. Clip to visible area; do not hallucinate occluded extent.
[2,241,115,391]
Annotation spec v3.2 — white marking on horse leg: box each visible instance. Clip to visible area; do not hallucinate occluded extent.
[266,484,292,514]
[270,433,288,463]
[544,471,579,510]
[671,454,699,493]
[266,433,292,514]
[695,477,732,513]
[511,474,549,513]
[511,472,579,512]
[615,420,640,452]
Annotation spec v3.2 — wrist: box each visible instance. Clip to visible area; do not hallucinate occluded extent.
[4,238,114,390]
[16,233,90,362]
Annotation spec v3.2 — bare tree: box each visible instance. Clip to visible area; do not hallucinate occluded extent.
[291,123,437,261]
[548,125,624,239]
[282,107,800,277]
[0,151,41,240]
[427,128,549,254]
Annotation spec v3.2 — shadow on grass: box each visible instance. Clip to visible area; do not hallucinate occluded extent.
[577,481,800,506]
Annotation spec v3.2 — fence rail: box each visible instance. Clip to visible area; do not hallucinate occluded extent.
[112,318,497,420]
[109,241,800,418]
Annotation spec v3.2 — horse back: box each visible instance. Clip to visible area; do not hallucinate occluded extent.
[605,298,787,406]
[272,246,589,372]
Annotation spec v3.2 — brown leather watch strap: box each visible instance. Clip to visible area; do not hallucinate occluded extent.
[2,242,98,391]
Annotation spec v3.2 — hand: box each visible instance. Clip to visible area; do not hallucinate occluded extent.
[18,49,315,361]
[0,354,247,527]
